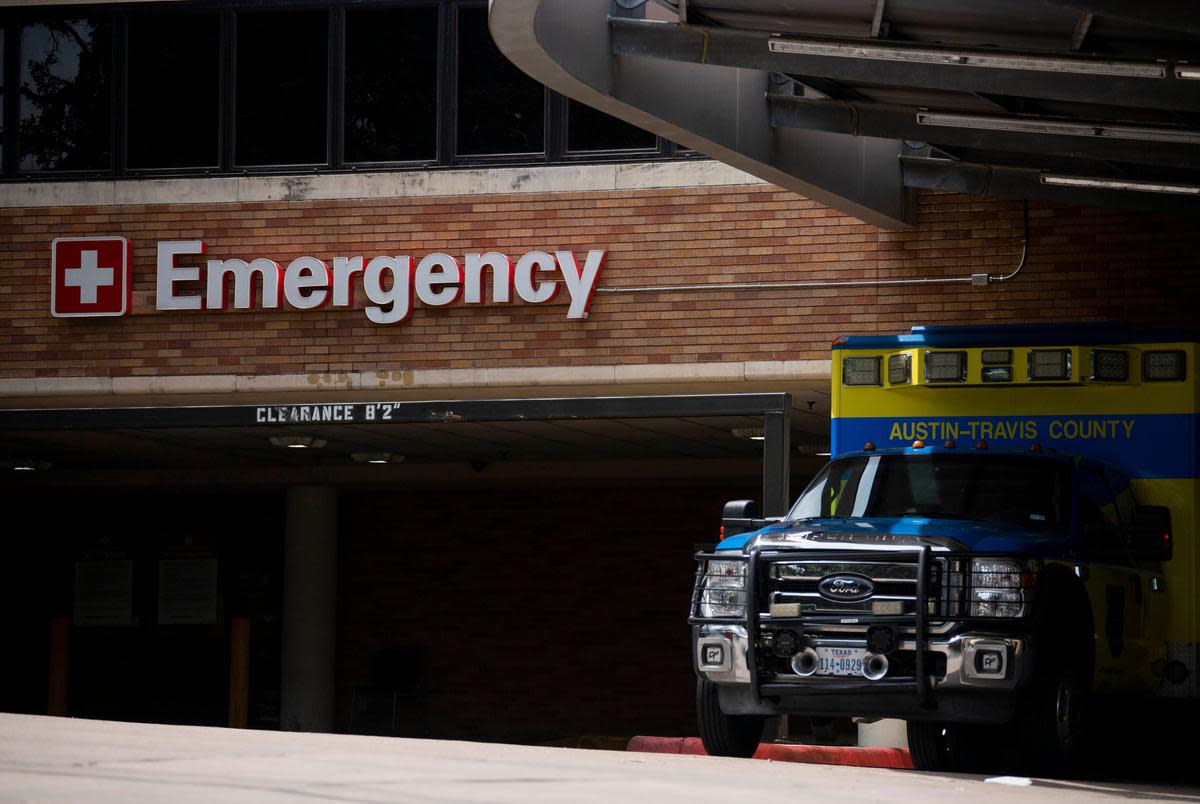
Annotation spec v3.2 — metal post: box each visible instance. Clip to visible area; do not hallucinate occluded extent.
[762,405,792,517]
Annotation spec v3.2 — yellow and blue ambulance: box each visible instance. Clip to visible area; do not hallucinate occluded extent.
[691,323,1196,772]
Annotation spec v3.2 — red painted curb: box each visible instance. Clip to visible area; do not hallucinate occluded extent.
[626,736,913,769]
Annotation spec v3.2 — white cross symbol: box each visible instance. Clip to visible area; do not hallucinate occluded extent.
[64,250,115,305]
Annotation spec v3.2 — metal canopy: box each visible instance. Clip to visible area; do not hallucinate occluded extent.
[490,0,1200,220]
[0,394,803,516]
[621,0,1200,211]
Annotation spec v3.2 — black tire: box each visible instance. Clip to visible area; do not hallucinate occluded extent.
[696,679,764,758]
[1018,641,1090,777]
[906,721,976,772]
[908,720,1016,774]
[1018,587,1094,777]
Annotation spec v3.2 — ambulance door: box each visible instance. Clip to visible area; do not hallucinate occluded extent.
[1075,460,1151,694]
[1106,464,1168,689]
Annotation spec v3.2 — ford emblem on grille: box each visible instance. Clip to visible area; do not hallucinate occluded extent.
[817,574,875,602]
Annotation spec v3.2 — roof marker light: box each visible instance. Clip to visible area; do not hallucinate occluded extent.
[943,440,956,449]
[912,440,926,449]
[864,442,876,451]
[976,440,988,450]
[1029,349,1072,381]
[844,356,882,386]
[1143,350,1186,381]
[1030,443,1043,453]
[925,351,967,382]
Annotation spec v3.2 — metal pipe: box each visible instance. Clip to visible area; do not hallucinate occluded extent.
[594,202,1030,295]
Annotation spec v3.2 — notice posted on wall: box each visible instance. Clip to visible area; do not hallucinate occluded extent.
[158,558,219,625]
[74,560,134,626]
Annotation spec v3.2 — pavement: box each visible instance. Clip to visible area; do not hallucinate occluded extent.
[1,713,1199,803]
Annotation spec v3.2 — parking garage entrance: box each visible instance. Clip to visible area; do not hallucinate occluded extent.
[0,393,821,742]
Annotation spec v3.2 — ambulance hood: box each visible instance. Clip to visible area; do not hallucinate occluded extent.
[718,516,1066,555]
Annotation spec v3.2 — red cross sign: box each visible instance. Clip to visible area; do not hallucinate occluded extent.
[51,237,132,318]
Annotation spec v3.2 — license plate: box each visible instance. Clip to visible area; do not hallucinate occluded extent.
[814,647,866,677]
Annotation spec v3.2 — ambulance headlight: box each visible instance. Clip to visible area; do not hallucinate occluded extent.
[888,353,911,385]
[1143,350,1186,382]
[1090,349,1129,382]
[843,357,881,386]
[1028,349,1071,381]
[969,558,1033,618]
[925,351,966,382]
[699,559,747,619]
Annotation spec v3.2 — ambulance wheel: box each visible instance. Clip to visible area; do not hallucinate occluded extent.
[696,680,764,758]
[1018,644,1090,776]
[1019,591,1093,777]
[906,721,977,772]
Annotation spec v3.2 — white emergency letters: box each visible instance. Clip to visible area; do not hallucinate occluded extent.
[155,241,605,324]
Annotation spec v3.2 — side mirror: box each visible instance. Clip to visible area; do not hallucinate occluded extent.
[721,499,777,539]
[1130,505,1172,561]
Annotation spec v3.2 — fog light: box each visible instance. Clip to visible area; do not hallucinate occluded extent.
[703,645,725,666]
[975,650,1004,674]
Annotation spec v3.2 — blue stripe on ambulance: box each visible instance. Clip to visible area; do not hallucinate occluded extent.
[832,413,1198,479]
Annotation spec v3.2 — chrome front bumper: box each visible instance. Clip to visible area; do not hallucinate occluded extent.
[695,625,1028,691]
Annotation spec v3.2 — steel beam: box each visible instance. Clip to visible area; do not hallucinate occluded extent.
[901,156,1200,212]
[1044,0,1200,36]
[768,95,1200,170]
[0,393,794,431]
[489,0,914,229]
[610,18,1200,114]
[762,406,792,518]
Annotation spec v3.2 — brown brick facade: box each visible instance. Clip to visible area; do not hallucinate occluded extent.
[2,186,1197,381]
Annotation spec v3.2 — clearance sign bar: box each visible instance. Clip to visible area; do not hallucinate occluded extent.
[50,237,606,324]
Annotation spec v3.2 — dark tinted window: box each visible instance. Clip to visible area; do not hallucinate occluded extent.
[1078,463,1123,548]
[235,11,328,166]
[128,14,220,169]
[20,18,111,171]
[456,5,543,155]
[567,99,656,152]
[790,454,1069,530]
[345,6,439,163]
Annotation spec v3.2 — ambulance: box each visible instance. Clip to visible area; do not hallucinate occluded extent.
[691,323,1196,772]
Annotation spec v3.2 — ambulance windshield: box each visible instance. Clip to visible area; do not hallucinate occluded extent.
[789,454,1068,531]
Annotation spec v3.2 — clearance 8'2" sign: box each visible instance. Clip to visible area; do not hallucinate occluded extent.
[50,238,607,323]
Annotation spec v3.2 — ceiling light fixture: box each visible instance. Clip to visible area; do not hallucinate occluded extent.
[269,435,327,449]
[915,112,1200,145]
[767,37,1164,79]
[4,460,50,471]
[731,427,766,441]
[1040,174,1200,195]
[350,452,404,465]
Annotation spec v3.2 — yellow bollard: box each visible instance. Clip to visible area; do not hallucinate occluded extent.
[47,617,70,717]
[228,616,251,729]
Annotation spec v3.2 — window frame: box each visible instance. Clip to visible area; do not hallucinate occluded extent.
[0,0,691,181]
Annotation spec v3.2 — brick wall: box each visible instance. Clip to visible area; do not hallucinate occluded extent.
[2,187,1196,380]
[337,475,760,742]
